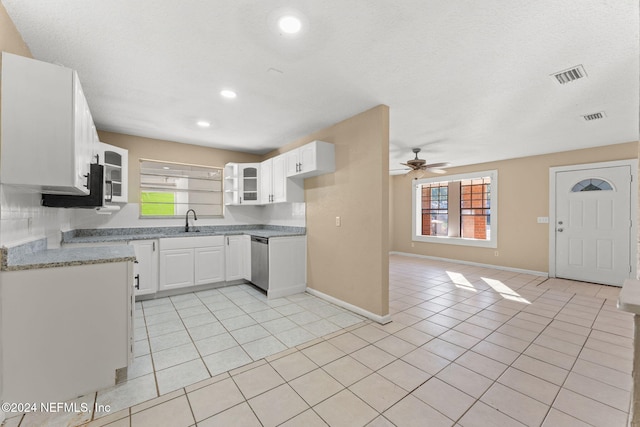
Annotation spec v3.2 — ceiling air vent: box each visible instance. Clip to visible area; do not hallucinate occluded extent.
[551,65,587,84]
[582,111,606,121]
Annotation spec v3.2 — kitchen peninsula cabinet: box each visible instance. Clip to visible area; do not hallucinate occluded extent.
[225,234,250,281]
[0,261,133,403]
[129,240,158,296]
[0,52,99,195]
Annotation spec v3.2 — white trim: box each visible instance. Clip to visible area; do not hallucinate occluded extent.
[305,288,392,324]
[548,159,638,280]
[412,170,498,248]
[389,251,548,277]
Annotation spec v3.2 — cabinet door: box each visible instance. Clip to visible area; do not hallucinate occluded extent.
[225,235,244,281]
[129,240,158,296]
[260,159,273,204]
[272,155,288,203]
[195,246,225,285]
[285,150,299,177]
[102,143,129,203]
[240,165,260,204]
[299,144,317,175]
[159,249,194,291]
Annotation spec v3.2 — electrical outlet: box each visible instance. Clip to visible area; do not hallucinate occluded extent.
[335,216,341,227]
[494,251,499,256]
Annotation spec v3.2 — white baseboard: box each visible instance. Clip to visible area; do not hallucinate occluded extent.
[306,287,392,324]
[389,251,548,277]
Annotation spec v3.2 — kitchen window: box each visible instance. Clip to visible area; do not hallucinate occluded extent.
[139,160,223,218]
[412,170,497,248]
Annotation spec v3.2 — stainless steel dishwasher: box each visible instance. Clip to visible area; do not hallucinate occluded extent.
[251,236,269,291]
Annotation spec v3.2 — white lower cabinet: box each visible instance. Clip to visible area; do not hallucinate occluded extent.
[195,246,225,285]
[225,235,250,281]
[129,240,158,296]
[159,236,225,291]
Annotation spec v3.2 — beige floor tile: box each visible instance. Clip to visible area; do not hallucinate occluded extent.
[563,372,631,412]
[130,395,194,427]
[365,415,395,427]
[439,329,481,349]
[87,417,129,427]
[248,384,309,427]
[402,347,451,375]
[497,367,559,405]
[422,337,466,361]
[301,341,346,366]
[452,321,493,339]
[384,395,453,427]
[436,363,492,398]
[378,359,432,391]
[351,324,390,342]
[553,388,628,427]
[485,331,530,353]
[323,355,373,386]
[280,409,329,427]
[289,368,344,406]
[232,363,285,399]
[571,358,632,391]
[481,382,549,426]
[197,402,261,427]
[352,344,397,370]
[393,326,434,346]
[131,389,184,414]
[542,408,591,427]
[455,350,507,380]
[579,347,632,373]
[349,372,408,412]
[412,377,475,421]
[187,377,245,422]
[269,350,318,381]
[374,334,418,357]
[85,409,130,427]
[458,401,526,427]
[314,389,378,427]
[471,340,520,365]
[512,354,569,386]
[327,331,369,353]
[524,343,576,370]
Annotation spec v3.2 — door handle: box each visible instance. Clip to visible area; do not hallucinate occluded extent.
[134,274,140,290]
[557,228,564,232]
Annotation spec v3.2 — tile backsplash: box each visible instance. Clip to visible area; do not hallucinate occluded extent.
[0,184,72,248]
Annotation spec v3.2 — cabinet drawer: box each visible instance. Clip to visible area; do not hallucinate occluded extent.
[159,235,224,250]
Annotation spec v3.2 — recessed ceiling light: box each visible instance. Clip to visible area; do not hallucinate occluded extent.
[220,89,237,99]
[196,120,211,128]
[278,15,302,34]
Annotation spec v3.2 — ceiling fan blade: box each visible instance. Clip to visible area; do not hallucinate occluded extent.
[426,168,447,174]
[425,162,450,169]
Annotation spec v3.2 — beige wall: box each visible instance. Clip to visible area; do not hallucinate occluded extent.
[391,141,639,273]
[0,3,30,57]
[98,131,261,204]
[267,105,390,317]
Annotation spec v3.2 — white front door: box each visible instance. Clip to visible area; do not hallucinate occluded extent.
[555,165,632,286]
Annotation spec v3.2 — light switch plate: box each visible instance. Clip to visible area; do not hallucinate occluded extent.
[335,216,341,226]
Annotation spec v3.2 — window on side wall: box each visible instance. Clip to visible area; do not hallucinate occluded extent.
[139,160,223,218]
[412,170,497,248]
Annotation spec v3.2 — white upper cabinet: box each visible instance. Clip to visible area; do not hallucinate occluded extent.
[0,52,99,195]
[261,154,303,204]
[224,162,261,205]
[101,143,128,204]
[285,140,335,179]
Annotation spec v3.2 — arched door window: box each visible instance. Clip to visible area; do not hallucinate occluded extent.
[571,178,613,192]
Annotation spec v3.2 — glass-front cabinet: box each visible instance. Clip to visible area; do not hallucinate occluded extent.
[224,162,261,205]
[101,142,128,203]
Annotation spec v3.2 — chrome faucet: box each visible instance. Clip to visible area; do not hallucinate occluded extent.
[185,209,197,232]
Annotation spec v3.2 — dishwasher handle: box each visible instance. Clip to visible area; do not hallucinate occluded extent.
[251,236,269,244]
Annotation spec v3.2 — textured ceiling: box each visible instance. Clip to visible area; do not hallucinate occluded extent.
[3,0,638,173]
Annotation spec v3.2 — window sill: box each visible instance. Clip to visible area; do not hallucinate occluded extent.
[413,235,497,248]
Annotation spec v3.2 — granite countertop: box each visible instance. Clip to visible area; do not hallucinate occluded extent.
[1,225,305,271]
[1,241,135,271]
[62,225,306,244]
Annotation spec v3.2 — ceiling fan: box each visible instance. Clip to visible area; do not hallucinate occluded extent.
[398,148,449,178]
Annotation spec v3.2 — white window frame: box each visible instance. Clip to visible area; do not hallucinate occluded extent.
[412,169,498,248]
